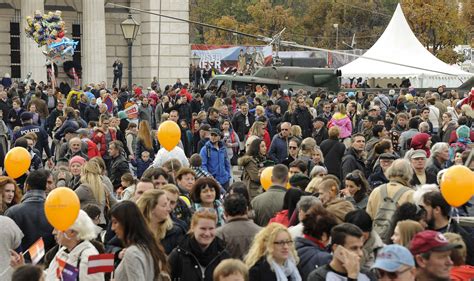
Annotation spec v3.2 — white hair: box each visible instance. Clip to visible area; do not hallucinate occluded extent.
[430,142,449,158]
[69,210,100,241]
[413,184,439,205]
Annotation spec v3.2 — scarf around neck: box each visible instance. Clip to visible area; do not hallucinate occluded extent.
[268,256,302,281]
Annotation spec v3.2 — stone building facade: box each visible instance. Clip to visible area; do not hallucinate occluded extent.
[0,0,190,88]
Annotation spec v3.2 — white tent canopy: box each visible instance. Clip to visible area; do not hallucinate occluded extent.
[340,4,473,88]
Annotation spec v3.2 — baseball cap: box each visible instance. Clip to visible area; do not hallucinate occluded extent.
[409,230,462,255]
[210,128,221,136]
[372,244,415,272]
[410,149,427,159]
[20,112,33,122]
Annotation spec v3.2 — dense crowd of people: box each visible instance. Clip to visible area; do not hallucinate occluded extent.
[0,75,473,281]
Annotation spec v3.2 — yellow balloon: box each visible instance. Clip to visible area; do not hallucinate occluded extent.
[440,166,474,207]
[44,187,80,231]
[157,121,181,151]
[261,167,273,191]
[4,147,31,178]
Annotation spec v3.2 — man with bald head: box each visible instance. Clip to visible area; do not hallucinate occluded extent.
[268,122,291,163]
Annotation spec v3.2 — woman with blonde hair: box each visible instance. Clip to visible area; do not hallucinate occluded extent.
[136,120,157,160]
[282,100,296,123]
[75,161,116,224]
[136,189,185,254]
[390,220,424,247]
[297,137,319,175]
[247,121,271,151]
[290,125,302,142]
[246,223,301,281]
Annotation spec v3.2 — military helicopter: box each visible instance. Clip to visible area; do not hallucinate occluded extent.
[107,3,343,92]
[107,3,471,94]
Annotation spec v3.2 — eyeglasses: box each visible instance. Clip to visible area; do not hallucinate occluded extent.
[374,267,412,279]
[273,240,293,246]
[289,146,298,150]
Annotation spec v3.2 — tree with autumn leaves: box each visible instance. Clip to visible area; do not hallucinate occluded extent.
[190,0,472,64]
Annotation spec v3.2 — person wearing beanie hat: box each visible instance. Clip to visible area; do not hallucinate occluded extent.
[449,125,472,162]
[57,155,87,190]
[410,133,432,158]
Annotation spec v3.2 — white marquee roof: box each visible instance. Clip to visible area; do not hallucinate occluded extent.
[340,4,473,87]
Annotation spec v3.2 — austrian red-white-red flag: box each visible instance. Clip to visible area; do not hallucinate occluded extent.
[87,253,115,274]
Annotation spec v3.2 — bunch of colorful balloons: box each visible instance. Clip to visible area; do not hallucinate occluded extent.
[25,10,78,61]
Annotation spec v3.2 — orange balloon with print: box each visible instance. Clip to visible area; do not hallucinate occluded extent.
[157,120,181,151]
[440,165,474,207]
[4,147,31,178]
[44,187,80,231]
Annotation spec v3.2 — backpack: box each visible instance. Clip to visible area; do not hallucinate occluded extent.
[373,184,410,241]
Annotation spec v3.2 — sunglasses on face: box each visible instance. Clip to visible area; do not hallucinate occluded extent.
[289,146,298,150]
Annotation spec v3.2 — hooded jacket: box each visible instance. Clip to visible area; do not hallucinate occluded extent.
[295,236,332,280]
[329,112,352,139]
[200,140,231,186]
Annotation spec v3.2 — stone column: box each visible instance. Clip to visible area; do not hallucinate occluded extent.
[82,0,107,84]
[20,0,46,83]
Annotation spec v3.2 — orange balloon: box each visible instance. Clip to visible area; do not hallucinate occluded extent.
[44,187,80,231]
[261,167,273,191]
[440,166,474,207]
[4,147,31,178]
[157,121,181,151]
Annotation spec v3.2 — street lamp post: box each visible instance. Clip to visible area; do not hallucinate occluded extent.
[120,14,140,89]
[333,23,339,50]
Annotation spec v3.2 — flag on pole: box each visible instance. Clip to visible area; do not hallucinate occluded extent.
[87,253,115,274]
[28,238,45,265]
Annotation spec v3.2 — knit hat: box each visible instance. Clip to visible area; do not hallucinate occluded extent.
[117,110,127,120]
[69,155,86,167]
[456,125,470,139]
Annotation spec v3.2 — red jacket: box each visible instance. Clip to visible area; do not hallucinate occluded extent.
[85,139,100,159]
[269,210,290,227]
[92,128,117,156]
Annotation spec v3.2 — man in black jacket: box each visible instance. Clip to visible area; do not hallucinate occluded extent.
[45,101,64,134]
[291,95,313,138]
[107,140,130,191]
[84,98,100,123]
[341,133,367,179]
[232,102,254,150]
[312,116,328,145]
[5,169,55,262]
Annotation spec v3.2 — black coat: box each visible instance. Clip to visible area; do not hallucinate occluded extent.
[295,237,332,281]
[320,139,346,180]
[45,108,63,135]
[168,237,230,281]
[312,127,329,146]
[108,155,130,190]
[14,124,52,158]
[291,107,313,138]
[84,105,100,122]
[410,169,438,186]
[232,111,255,140]
[341,148,366,180]
[5,190,55,262]
[249,257,300,281]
